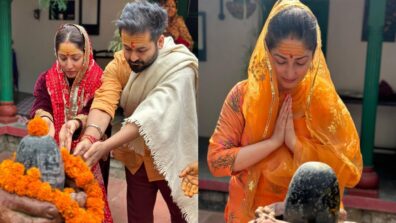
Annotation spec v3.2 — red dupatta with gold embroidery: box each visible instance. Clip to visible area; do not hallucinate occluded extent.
[46,24,102,143]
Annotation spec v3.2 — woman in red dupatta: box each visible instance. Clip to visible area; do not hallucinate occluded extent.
[30,24,113,222]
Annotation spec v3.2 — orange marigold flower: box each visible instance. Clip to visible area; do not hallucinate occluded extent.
[37,182,53,201]
[64,187,75,194]
[61,148,69,156]
[13,162,25,175]
[75,173,94,187]
[15,177,28,196]
[86,183,102,196]
[27,167,41,179]
[26,181,41,197]
[0,147,104,223]
[27,116,49,136]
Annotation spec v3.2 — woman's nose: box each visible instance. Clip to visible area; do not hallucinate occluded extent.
[65,59,73,69]
[285,65,295,78]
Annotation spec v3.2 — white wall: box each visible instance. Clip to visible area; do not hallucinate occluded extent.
[199,0,396,148]
[328,0,396,92]
[327,0,396,148]
[198,0,262,137]
[12,1,396,147]
[12,0,129,93]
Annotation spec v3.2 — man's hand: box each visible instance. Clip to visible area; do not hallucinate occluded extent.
[179,161,198,197]
[181,176,198,198]
[73,139,93,157]
[70,192,87,208]
[83,141,110,168]
[179,161,198,184]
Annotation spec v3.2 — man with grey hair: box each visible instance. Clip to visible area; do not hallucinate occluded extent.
[67,1,198,222]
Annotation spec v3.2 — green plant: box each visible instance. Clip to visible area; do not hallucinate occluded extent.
[38,0,67,10]
[107,0,163,52]
[38,0,68,20]
[108,29,123,52]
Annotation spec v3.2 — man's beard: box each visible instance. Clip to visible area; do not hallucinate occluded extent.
[128,49,159,73]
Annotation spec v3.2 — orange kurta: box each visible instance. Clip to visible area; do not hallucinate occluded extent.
[207,1,362,223]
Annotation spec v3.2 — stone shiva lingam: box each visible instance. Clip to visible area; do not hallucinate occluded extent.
[284,162,340,223]
[249,162,341,223]
[0,116,104,223]
[16,117,65,189]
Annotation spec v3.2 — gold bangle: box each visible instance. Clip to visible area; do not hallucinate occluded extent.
[86,123,103,138]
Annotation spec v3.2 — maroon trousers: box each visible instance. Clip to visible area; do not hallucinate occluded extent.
[125,166,187,223]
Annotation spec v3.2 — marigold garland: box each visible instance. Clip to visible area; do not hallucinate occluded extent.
[0,148,104,223]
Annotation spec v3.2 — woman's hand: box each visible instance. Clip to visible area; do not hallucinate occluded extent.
[339,208,347,221]
[41,117,55,138]
[179,161,198,197]
[59,120,80,151]
[270,95,291,148]
[232,95,295,172]
[249,203,288,223]
[284,97,297,152]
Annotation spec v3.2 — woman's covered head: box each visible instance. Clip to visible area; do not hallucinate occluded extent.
[55,24,85,78]
[163,0,177,18]
[266,7,317,52]
[265,7,318,92]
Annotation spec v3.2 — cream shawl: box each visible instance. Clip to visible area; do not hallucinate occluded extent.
[120,37,198,223]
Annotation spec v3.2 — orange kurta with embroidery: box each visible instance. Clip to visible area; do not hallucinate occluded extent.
[208,78,362,222]
[207,1,362,223]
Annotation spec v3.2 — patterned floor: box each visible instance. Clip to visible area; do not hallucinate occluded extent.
[108,160,171,223]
